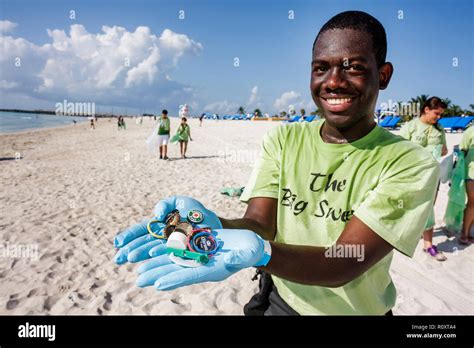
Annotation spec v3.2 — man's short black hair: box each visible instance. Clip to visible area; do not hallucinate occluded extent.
[313,11,387,67]
[162,109,168,115]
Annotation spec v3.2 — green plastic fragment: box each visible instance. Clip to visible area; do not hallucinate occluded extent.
[166,247,209,264]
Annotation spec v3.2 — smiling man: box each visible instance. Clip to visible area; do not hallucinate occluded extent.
[232,10,440,315]
[114,11,440,315]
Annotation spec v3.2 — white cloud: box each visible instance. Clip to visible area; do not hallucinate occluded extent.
[159,29,203,66]
[125,46,160,87]
[0,20,17,33]
[273,90,316,114]
[247,85,259,106]
[203,100,239,114]
[204,86,262,115]
[0,80,17,89]
[274,91,300,111]
[0,21,203,110]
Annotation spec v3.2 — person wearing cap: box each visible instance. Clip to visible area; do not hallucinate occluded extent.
[158,110,171,160]
[115,11,439,315]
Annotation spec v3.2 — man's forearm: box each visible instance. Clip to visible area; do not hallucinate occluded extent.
[219,217,275,240]
[261,242,365,288]
[220,217,362,287]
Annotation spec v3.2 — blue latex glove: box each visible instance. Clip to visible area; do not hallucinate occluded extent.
[135,229,269,291]
[114,196,223,264]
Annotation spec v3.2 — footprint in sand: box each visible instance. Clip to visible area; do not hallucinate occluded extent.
[103,291,112,310]
[39,250,61,262]
[6,297,19,310]
[58,283,72,294]
[64,250,74,260]
[43,296,60,311]
[142,300,163,314]
[27,288,38,297]
[90,278,106,291]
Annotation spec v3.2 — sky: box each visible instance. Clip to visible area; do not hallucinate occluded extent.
[0,0,472,116]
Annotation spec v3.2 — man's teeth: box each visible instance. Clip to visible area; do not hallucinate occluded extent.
[326,98,352,105]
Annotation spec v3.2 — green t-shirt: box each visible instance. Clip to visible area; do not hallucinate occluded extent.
[399,118,446,159]
[158,117,170,135]
[240,120,440,315]
[459,125,474,179]
[177,124,191,141]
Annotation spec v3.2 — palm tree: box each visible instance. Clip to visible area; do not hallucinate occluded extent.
[280,111,287,117]
[409,94,429,115]
[465,104,474,115]
[409,94,429,105]
[254,108,262,117]
[300,108,306,116]
[237,106,245,115]
[444,104,463,116]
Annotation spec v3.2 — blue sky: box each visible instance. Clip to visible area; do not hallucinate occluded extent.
[0,0,472,115]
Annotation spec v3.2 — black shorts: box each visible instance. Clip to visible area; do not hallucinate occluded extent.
[244,271,393,316]
[265,284,393,315]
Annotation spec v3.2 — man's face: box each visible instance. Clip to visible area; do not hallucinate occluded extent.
[311,28,386,129]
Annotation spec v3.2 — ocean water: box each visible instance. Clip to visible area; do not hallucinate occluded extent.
[0,111,88,133]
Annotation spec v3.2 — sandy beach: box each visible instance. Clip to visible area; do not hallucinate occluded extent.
[0,118,472,315]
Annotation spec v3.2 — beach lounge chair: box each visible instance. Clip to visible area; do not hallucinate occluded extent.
[451,116,474,131]
[385,116,401,129]
[378,116,392,127]
[286,115,301,123]
[304,115,316,122]
[438,117,461,132]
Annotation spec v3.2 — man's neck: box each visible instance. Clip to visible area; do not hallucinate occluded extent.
[320,117,376,144]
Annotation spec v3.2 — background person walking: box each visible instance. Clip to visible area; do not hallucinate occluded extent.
[400,96,448,261]
[158,110,171,160]
[176,117,192,158]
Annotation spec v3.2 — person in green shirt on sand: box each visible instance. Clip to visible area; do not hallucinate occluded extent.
[114,11,440,315]
[158,109,171,160]
[399,97,447,261]
[176,117,192,159]
[459,125,474,245]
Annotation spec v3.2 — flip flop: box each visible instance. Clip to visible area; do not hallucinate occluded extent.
[459,236,473,245]
[423,245,447,261]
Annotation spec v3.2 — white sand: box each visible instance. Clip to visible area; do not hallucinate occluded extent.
[0,118,472,315]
